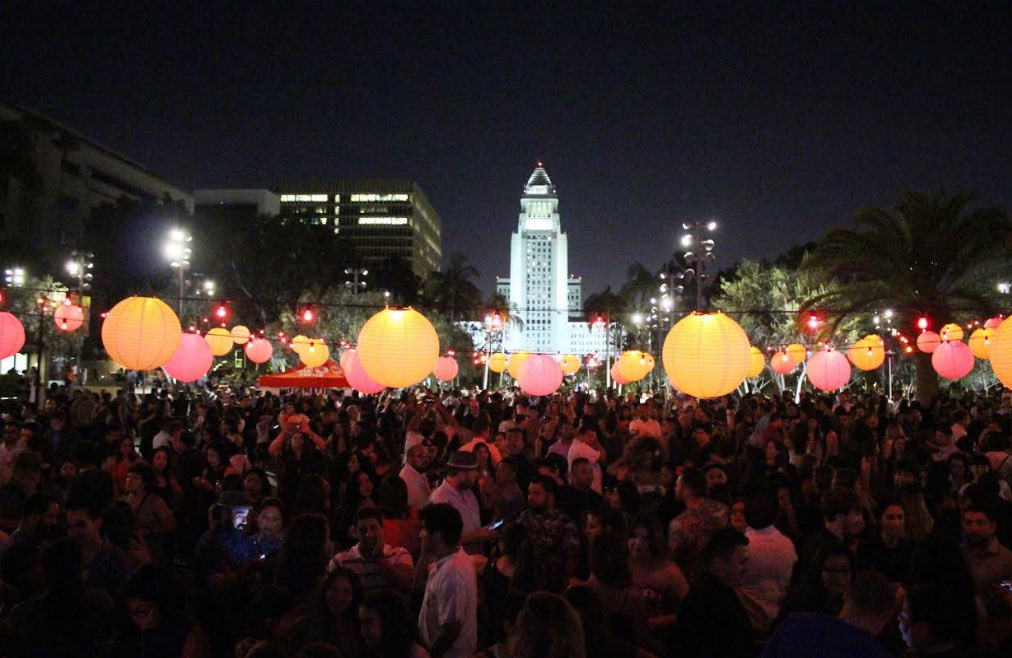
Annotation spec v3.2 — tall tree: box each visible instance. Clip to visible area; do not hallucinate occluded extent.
[802,190,1012,402]
[420,252,482,323]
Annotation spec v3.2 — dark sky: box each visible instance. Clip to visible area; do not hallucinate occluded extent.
[4,1,1011,297]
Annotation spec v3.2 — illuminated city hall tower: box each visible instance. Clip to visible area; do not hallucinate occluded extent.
[497,163,585,354]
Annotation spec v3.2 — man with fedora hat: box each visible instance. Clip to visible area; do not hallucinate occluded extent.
[429,450,494,553]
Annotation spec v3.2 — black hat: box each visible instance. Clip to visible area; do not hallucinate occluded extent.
[446,450,478,470]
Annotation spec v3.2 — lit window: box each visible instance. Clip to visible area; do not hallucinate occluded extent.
[358,217,409,226]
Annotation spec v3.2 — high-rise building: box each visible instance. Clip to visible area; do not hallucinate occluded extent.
[193,189,280,223]
[497,164,608,356]
[277,180,441,278]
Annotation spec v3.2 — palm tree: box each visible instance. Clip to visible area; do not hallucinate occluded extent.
[421,252,482,323]
[802,190,1012,402]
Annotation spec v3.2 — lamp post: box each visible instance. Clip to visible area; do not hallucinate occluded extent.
[482,311,503,390]
[344,268,368,295]
[4,267,26,288]
[64,251,93,386]
[680,220,717,311]
[593,313,610,389]
[163,228,192,316]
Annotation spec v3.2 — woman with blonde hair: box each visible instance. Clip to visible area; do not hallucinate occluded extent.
[508,592,585,658]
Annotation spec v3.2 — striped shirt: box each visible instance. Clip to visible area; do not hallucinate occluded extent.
[329,543,413,594]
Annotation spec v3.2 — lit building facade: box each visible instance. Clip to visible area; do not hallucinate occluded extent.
[277,180,441,278]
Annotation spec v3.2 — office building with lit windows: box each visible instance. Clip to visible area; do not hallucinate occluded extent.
[277,180,442,278]
[496,164,608,356]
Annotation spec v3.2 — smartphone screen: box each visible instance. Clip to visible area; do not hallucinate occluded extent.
[231,506,252,531]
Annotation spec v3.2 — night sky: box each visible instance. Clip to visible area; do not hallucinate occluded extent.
[4,2,1011,297]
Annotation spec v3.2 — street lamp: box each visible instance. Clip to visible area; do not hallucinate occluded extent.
[344,268,368,295]
[482,311,503,390]
[65,251,94,292]
[4,267,26,287]
[163,228,192,315]
[680,219,718,311]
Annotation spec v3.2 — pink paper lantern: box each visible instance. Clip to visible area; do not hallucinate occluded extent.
[932,340,974,379]
[245,337,274,364]
[433,356,459,382]
[346,350,385,394]
[916,331,940,353]
[339,349,354,372]
[985,316,1004,329]
[0,312,26,360]
[54,303,85,332]
[807,349,851,392]
[611,361,631,385]
[517,353,564,396]
[162,333,213,383]
[771,350,796,375]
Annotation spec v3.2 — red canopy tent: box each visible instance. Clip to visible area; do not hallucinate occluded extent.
[257,359,350,389]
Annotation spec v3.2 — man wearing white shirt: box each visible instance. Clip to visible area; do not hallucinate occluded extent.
[428,451,491,552]
[738,492,797,636]
[628,404,662,440]
[567,419,603,494]
[399,444,432,510]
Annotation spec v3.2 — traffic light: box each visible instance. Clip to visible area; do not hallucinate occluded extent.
[299,305,317,325]
[917,317,929,331]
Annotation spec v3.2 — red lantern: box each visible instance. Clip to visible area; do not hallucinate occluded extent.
[346,350,385,394]
[163,333,213,383]
[771,350,795,375]
[807,349,851,392]
[932,340,974,380]
[916,331,940,353]
[517,353,564,396]
[54,302,85,332]
[985,317,1004,329]
[245,337,274,364]
[433,356,459,382]
[0,312,26,360]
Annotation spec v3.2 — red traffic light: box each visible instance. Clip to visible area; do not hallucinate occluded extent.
[917,317,929,331]
[299,305,317,324]
[214,304,228,321]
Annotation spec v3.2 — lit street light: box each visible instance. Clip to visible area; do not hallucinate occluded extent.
[4,267,26,287]
[344,267,368,295]
[164,228,192,315]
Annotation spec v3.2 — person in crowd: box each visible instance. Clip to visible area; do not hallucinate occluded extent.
[64,495,133,598]
[627,512,689,635]
[511,475,581,593]
[856,494,915,583]
[109,565,210,658]
[330,506,413,595]
[122,461,177,563]
[667,466,729,582]
[400,443,432,509]
[290,566,367,658]
[246,496,286,559]
[961,502,1012,594]
[359,588,431,658]
[507,591,586,658]
[738,491,798,638]
[899,583,968,657]
[428,450,492,552]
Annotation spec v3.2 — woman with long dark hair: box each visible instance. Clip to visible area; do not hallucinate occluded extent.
[359,588,430,658]
[291,566,366,658]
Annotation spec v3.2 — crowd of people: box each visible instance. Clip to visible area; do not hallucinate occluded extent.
[1,382,1011,657]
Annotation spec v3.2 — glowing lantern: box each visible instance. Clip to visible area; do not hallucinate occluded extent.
[101,297,182,370]
[969,328,994,359]
[346,349,385,394]
[433,356,459,382]
[245,337,273,364]
[291,335,311,354]
[940,323,964,342]
[611,361,631,386]
[0,312,26,360]
[848,335,885,371]
[488,352,508,373]
[517,354,564,396]
[506,351,530,379]
[357,307,440,388]
[205,327,233,357]
[617,350,653,382]
[300,339,330,368]
[231,325,251,345]
[339,349,354,372]
[984,317,1003,329]
[746,346,765,378]
[54,302,85,332]
[661,312,751,399]
[917,331,940,353]
[163,333,213,383]
[771,350,796,375]
[786,343,807,364]
[807,348,851,392]
[560,354,581,375]
[932,340,974,379]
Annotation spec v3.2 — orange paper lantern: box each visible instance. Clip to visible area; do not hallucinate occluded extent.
[968,328,994,360]
[940,323,964,342]
[245,337,274,364]
[917,331,940,353]
[848,335,885,371]
[488,352,508,373]
[989,318,1012,388]
[786,343,807,364]
[807,348,851,392]
[611,361,631,386]
[300,339,330,368]
[231,325,251,345]
[433,356,459,382]
[357,308,439,388]
[661,312,751,399]
[205,327,233,357]
[617,350,653,383]
[932,340,974,380]
[163,333,213,383]
[506,351,530,379]
[771,350,796,375]
[746,346,765,378]
[101,297,181,370]
[54,302,84,332]
[0,312,26,360]
[560,354,581,375]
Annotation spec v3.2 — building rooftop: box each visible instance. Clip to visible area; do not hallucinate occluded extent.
[524,162,556,195]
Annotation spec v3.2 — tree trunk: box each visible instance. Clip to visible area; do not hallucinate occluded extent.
[914,351,939,405]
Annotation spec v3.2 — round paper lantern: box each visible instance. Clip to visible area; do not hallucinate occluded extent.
[611,361,630,386]
[0,312,26,360]
[560,354,581,375]
[300,339,330,368]
[746,346,765,378]
[291,335,311,354]
[205,327,233,357]
[517,354,564,396]
[969,328,994,360]
[162,333,213,383]
[984,316,1004,329]
[54,303,84,332]
[346,350,385,394]
[231,325,251,345]
[661,312,751,399]
[617,350,653,382]
[433,356,459,382]
[917,331,940,353]
[940,323,964,342]
[506,351,530,379]
[357,308,440,388]
[807,348,851,392]
[245,337,274,364]
[339,349,354,372]
[932,340,974,380]
[849,335,885,371]
[101,297,182,370]
[488,352,508,373]
[786,343,807,365]
[989,318,1012,388]
[771,350,796,375]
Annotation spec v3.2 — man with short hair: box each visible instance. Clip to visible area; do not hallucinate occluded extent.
[65,497,133,598]
[556,457,602,523]
[416,503,477,658]
[961,503,1012,594]
[400,443,432,510]
[629,404,662,440]
[762,570,895,658]
[502,427,536,491]
[511,475,580,592]
[567,419,603,494]
[795,487,861,585]
[330,507,413,594]
[667,466,729,579]
[738,492,797,637]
